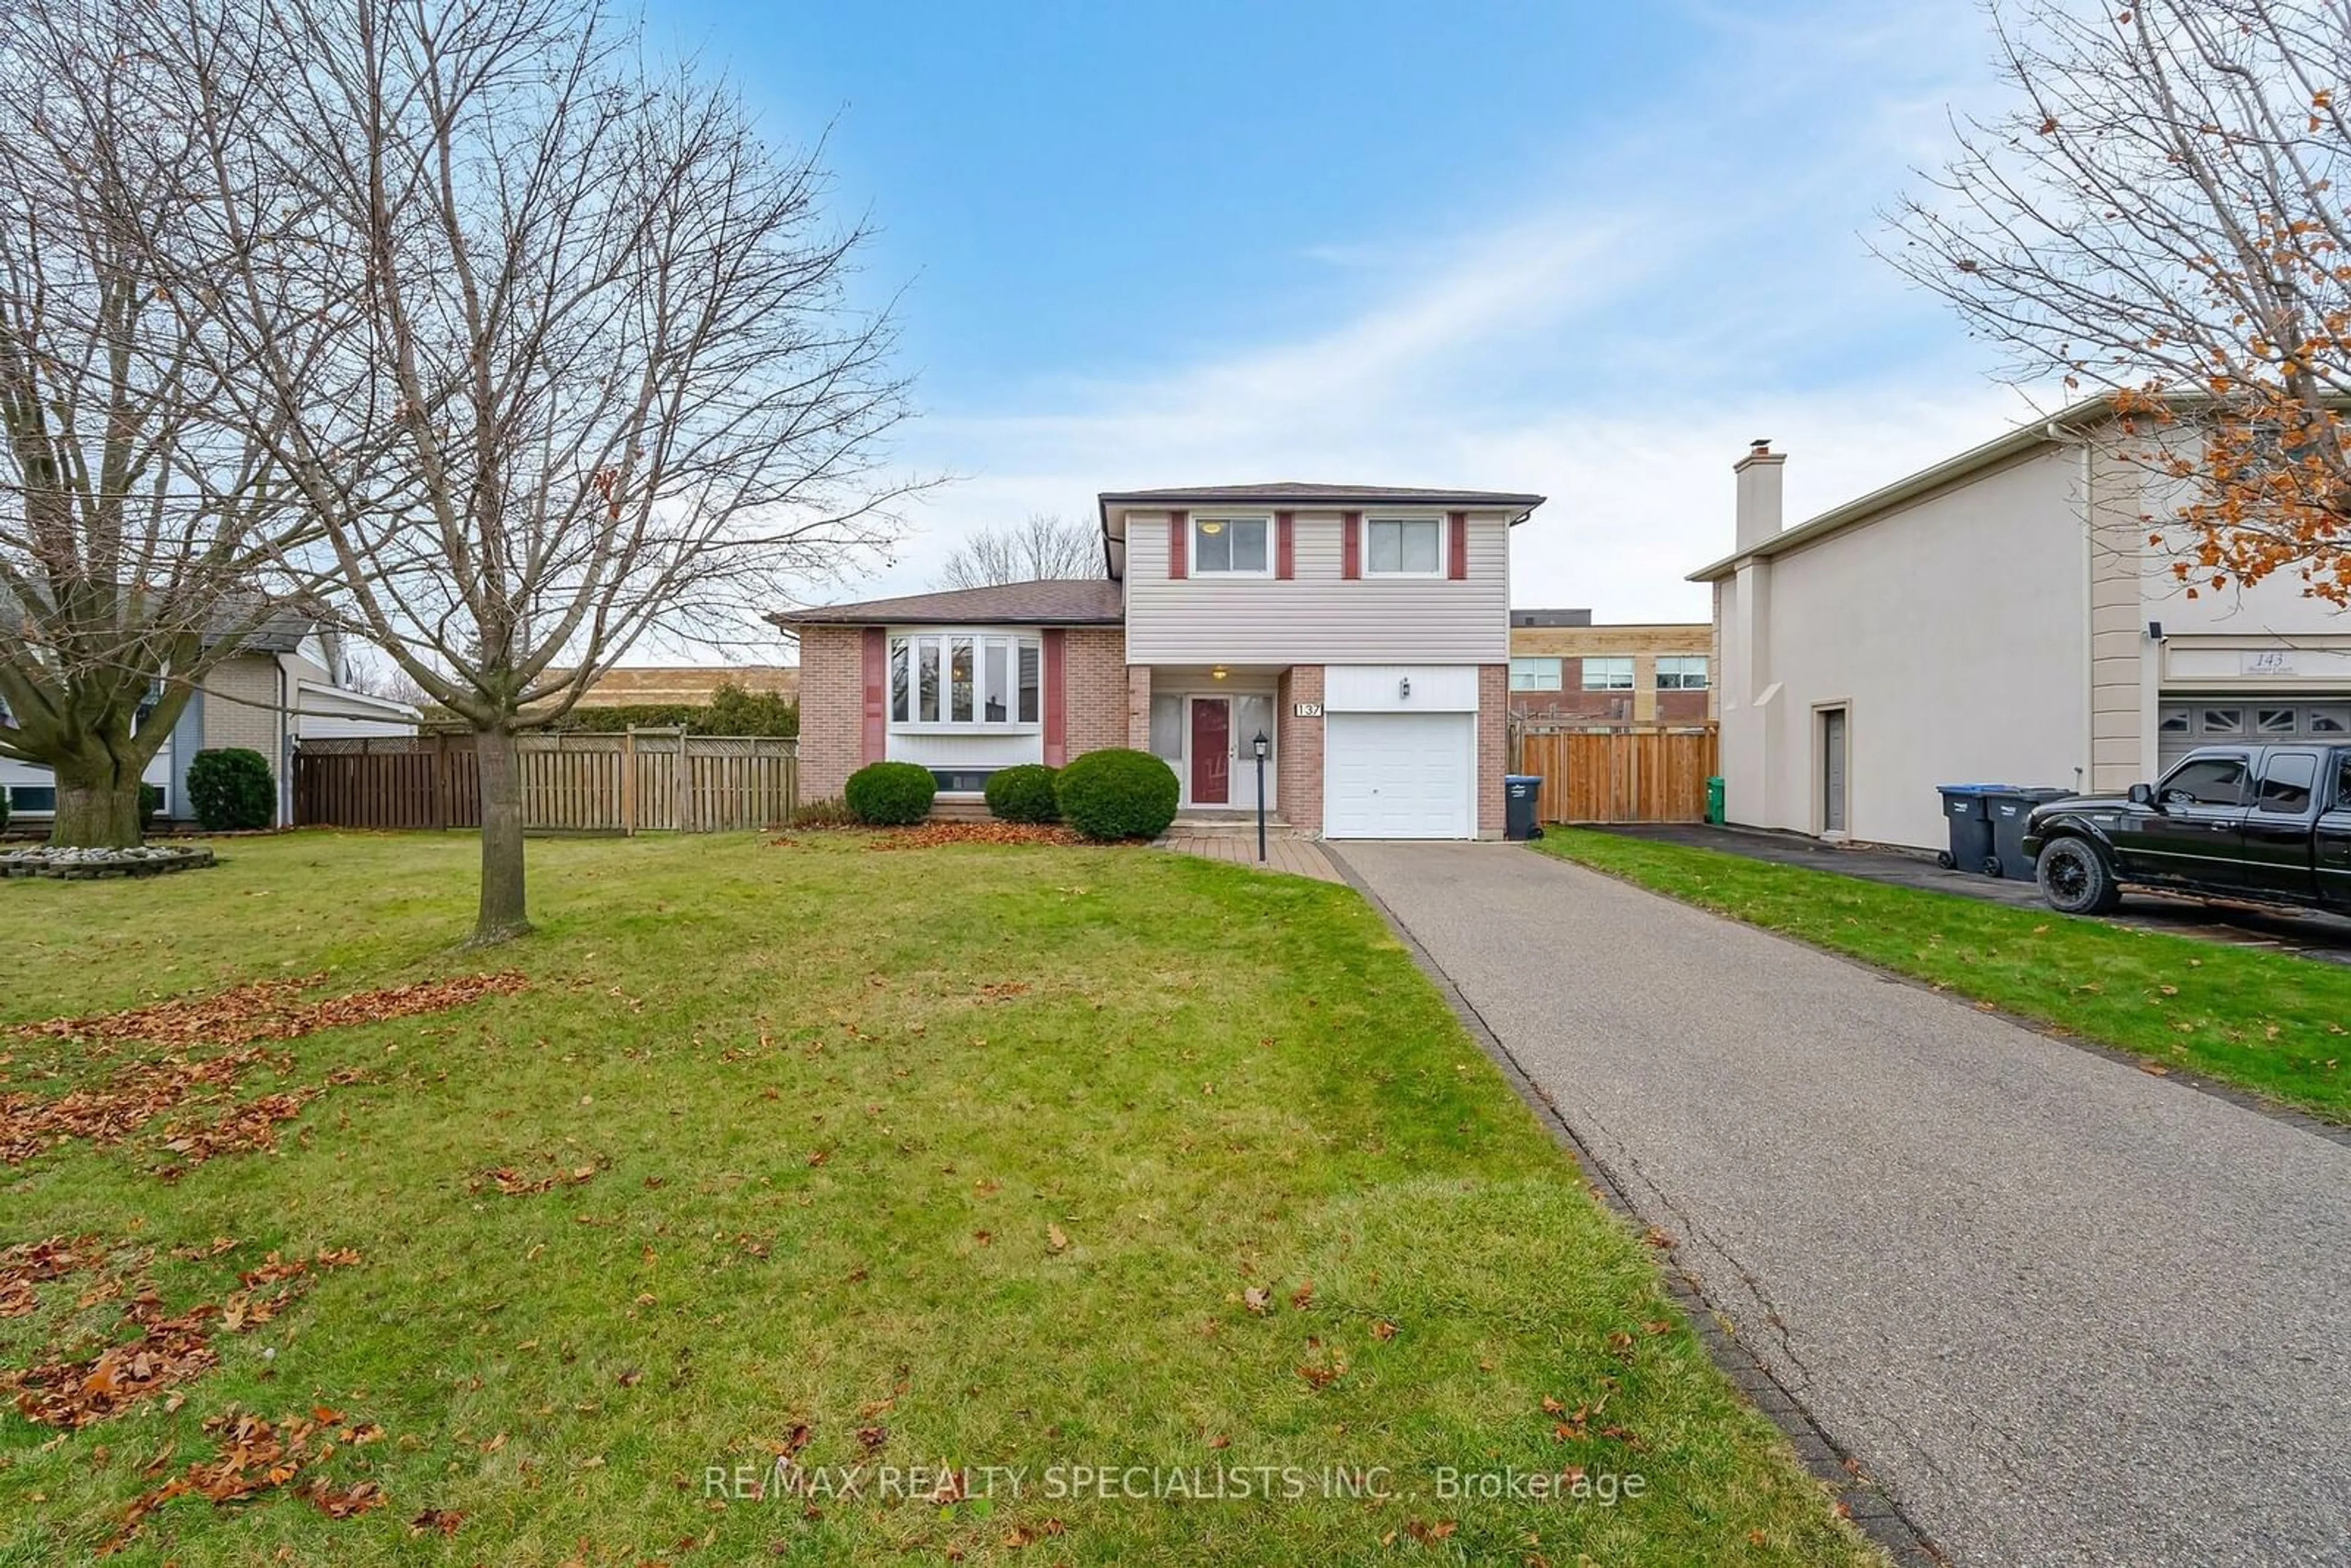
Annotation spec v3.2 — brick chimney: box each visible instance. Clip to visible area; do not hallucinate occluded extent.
[1734,438,1785,553]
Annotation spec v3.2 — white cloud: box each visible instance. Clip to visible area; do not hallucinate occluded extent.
[850,0,2036,625]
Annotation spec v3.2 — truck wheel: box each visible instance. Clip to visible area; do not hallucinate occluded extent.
[2036,837,2121,915]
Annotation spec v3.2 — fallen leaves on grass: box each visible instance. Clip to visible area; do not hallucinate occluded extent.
[12,972,527,1051]
[473,1161,599,1196]
[0,1234,108,1316]
[102,1406,388,1554]
[0,1048,352,1170]
[863,823,1079,850]
[4,1248,362,1429]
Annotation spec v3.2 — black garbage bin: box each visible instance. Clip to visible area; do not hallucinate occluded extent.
[1935,784,2000,875]
[1504,775,1544,841]
[1984,787,2075,879]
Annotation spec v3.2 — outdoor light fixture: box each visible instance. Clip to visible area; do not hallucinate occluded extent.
[1251,730,1271,863]
[1399,675,1412,698]
[1212,666,1228,681]
[2147,620,2165,641]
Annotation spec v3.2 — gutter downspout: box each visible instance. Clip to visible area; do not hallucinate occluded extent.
[278,657,293,827]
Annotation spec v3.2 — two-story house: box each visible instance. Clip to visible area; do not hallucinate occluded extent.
[773,482,1545,839]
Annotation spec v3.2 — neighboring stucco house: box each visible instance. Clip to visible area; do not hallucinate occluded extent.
[1696,414,2351,853]
[772,482,1545,839]
[1508,609,1714,724]
[0,613,418,830]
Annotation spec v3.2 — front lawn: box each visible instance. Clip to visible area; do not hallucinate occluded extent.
[1536,828,2351,1122]
[0,831,1871,1565]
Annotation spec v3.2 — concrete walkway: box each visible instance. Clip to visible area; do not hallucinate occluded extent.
[1332,841,2351,1568]
[1159,829,1343,883]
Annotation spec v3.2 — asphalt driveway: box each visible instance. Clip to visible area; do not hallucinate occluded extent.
[1331,841,2351,1568]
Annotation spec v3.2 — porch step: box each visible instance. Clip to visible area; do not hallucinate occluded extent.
[1169,811,1294,834]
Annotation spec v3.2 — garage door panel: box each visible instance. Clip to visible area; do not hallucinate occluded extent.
[1324,711,1474,839]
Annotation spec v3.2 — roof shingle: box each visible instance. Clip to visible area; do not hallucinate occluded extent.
[766,578,1122,628]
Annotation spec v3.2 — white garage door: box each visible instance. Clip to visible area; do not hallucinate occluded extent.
[1324,711,1475,839]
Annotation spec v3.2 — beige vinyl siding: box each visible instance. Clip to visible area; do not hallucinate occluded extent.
[1123,509,1512,664]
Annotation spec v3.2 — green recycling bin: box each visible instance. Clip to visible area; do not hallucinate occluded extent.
[1705,776,1725,825]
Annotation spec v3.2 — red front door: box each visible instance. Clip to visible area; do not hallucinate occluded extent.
[1190,698,1230,804]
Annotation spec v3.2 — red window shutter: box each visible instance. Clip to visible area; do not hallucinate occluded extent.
[1447,511,1468,580]
[1341,511,1362,579]
[1042,628,1067,766]
[1275,511,1295,579]
[860,627,887,763]
[1168,512,1188,579]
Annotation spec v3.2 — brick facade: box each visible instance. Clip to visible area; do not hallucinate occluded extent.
[1062,628,1128,757]
[1275,664,1324,834]
[795,625,864,804]
[1477,662,1507,838]
[1125,664,1152,751]
[198,655,288,820]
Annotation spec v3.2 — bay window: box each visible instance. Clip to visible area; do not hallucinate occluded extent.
[890,632,1042,726]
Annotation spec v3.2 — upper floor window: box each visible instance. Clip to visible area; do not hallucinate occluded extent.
[889,632,1040,726]
[1656,656,1709,691]
[1194,516,1269,574]
[1582,657,1635,691]
[1509,657,1562,691]
[1367,517,1442,575]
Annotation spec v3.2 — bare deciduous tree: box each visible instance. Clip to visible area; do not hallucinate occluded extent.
[933,512,1103,590]
[165,0,912,941]
[1888,0,2351,604]
[0,0,312,847]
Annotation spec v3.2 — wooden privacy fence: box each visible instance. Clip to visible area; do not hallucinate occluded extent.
[295,730,798,833]
[1512,724,1718,825]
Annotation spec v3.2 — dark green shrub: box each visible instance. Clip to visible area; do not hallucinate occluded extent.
[983,763,1060,824]
[0,786,10,834]
[1055,748,1179,841]
[140,784,165,828]
[186,747,276,831]
[844,761,935,826]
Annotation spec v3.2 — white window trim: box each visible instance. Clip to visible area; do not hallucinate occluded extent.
[1362,512,1448,579]
[887,628,1043,732]
[1191,514,1274,577]
[1656,656,1711,691]
[1509,656,1563,692]
[1581,656,1637,692]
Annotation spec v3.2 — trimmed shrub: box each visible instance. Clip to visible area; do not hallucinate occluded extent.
[140,784,165,828]
[844,761,935,827]
[983,763,1060,824]
[0,786,10,834]
[186,747,276,831]
[1055,748,1179,841]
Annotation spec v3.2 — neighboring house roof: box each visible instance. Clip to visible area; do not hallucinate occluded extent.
[561,665,799,707]
[295,679,421,719]
[1688,393,2117,583]
[765,579,1125,628]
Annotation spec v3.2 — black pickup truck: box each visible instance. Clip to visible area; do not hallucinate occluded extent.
[2022,745,2351,916]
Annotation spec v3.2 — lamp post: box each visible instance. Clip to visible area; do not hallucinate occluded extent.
[1251,730,1270,862]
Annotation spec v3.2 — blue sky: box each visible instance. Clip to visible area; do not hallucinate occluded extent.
[662,0,2045,621]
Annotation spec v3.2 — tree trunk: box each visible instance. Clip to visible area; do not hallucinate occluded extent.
[47,756,146,849]
[471,724,532,944]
